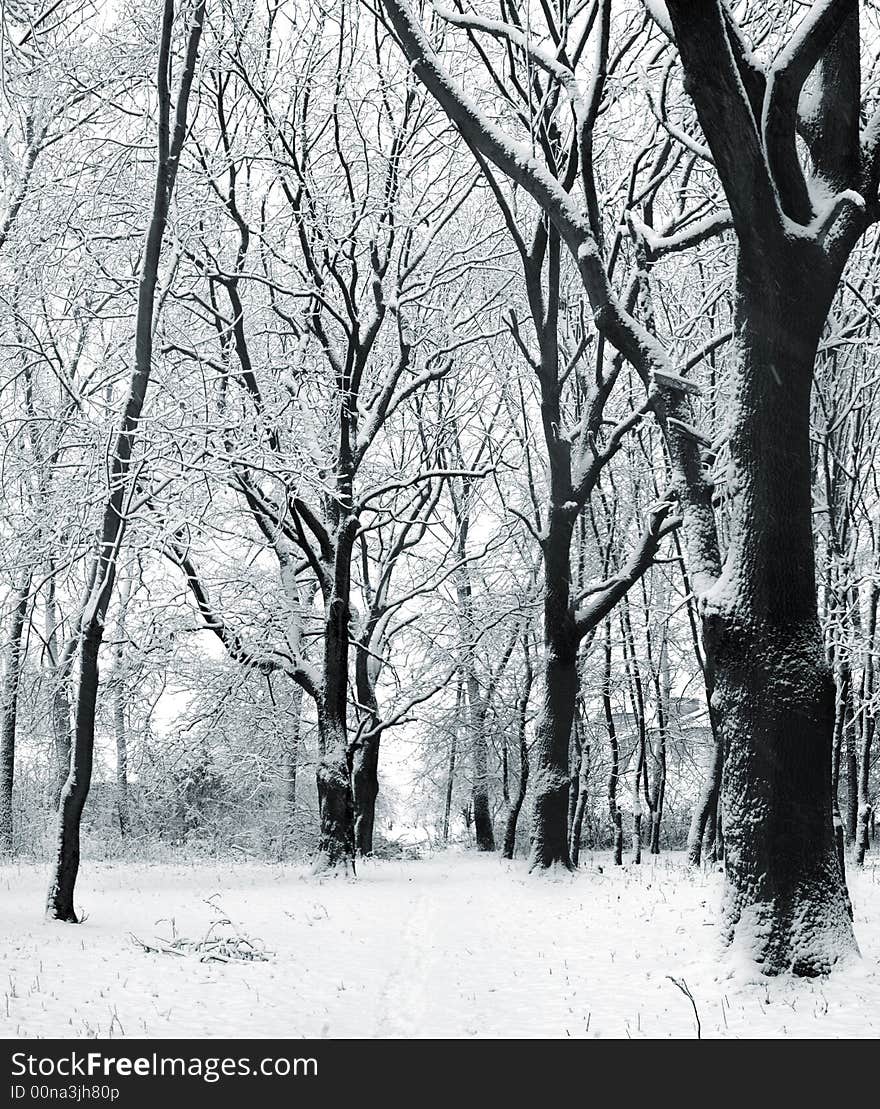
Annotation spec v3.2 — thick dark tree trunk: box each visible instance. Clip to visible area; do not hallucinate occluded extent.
[314,711,355,872]
[706,257,857,974]
[0,571,31,856]
[529,509,578,871]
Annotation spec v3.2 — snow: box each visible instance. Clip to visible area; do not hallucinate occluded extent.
[1,852,878,1038]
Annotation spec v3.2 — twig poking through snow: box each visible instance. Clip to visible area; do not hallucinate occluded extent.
[667,976,701,1039]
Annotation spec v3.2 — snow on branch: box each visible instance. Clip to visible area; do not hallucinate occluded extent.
[433,6,581,105]
[628,209,733,259]
[762,0,857,223]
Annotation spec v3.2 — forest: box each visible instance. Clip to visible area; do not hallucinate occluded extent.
[1,0,879,1040]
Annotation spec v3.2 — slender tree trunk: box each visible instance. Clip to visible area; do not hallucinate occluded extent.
[832,659,852,871]
[46,0,205,921]
[451,476,495,853]
[351,635,381,856]
[844,688,858,846]
[648,622,669,856]
[569,723,590,867]
[707,258,857,973]
[855,582,878,866]
[502,645,532,859]
[112,573,133,840]
[621,601,647,865]
[45,573,72,809]
[0,571,32,856]
[648,752,665,855]
[442,681,461,844]
[281,680,302,853]
[705,795,718,864]
[602,622,623,866]
[114,689,128,839]
[687,711,723,867]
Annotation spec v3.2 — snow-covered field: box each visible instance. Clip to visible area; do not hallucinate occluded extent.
[1,851,878,1039]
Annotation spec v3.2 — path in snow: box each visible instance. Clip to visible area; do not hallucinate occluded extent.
[1,852,878,1038]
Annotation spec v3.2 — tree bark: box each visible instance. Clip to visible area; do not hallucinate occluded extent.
[855,581,878,866]
[502,642,532,859]
[469,693,495,852]
[0,570,32,855]
[568,716,590,867]
[832,658,851,870]
[112,572,133,840]
[442,681,461,844]
[528,509,578,871]
[602,622,623,866]
[706,253,857,973]
[686,709,723,868]
[312,523,357,873]
[45,575,72,810]
[351,733,379,856]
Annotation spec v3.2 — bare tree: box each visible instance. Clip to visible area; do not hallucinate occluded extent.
[46,0,206,921]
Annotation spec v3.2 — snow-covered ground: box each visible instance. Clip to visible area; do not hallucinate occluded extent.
[1,851,878,1038]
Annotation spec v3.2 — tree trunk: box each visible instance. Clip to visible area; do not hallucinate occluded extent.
[844,702,858,845]
[313,551,356,873]
[855,582,878,866]
[528,508,577,871]
[648,626,670,856]
[0,571,32,856]
[469,694,495,852]
[686,709,723,867]
[47,626,100,921]
[706,257,857,974]
[112,573,132,840]
[114,688,128,840]
[568,725,590,867]
[351,733,380,856]
[351,632,382,857]
[45,573,72,809]
[283,681,302,853]
[602,623,623,866]
[442,689,459,844]
[502,650,531,859]
[832,659,851,872]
